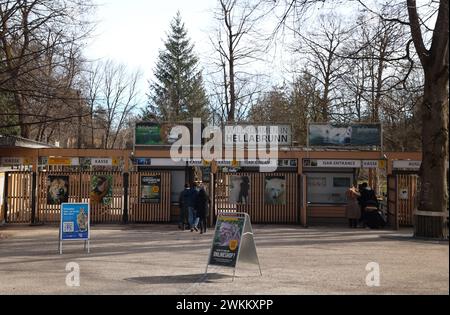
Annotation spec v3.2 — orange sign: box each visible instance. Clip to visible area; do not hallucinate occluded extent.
[48,157,78,166]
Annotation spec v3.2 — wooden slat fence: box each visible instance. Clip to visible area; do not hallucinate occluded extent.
[215,172,299,224]
[129,171,171,223]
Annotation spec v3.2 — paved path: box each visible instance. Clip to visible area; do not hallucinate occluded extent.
[0,225,448,295]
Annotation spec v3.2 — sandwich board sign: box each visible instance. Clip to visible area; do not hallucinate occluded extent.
[205,213,262,280]
[59,203,90,254]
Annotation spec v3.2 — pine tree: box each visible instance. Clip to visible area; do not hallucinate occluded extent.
[145,12,210,122]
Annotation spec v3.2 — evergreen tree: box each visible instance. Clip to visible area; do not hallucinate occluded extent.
[145,12,210,122]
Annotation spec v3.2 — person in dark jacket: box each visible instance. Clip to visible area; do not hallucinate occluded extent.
[358,182,379,226]
[178,183,190,230]
[187,183,199,232]
[195,184,210,234]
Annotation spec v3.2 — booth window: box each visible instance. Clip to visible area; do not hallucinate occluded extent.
[171,171,186,203]
[307,173,354,204]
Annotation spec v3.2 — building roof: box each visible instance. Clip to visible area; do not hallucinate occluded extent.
[0,135,57,149]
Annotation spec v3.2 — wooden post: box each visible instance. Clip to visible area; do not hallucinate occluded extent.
[30,172,37,225]
[3,172,9,223]
[122,172,129,224]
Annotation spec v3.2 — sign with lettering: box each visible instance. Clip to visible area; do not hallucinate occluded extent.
[59,203,90,255]
[0,157,32,166]
[60,203,90,241]
[48,157,79,166]
[140,175,161,204]
[393,160,421,170]
[206,213,261,279]
[224,124,292,146]
[209,215,245,268]
[362,160,380,169]
[134,158,152,166]
[91,158,113,166]
[304,159,361,168]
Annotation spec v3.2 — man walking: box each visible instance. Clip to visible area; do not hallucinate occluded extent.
[187,183,199,232]
[178,183,190,230]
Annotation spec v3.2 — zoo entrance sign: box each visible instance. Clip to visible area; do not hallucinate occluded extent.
[134,120,292,147]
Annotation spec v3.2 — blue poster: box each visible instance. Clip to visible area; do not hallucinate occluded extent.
[60,203,90,241]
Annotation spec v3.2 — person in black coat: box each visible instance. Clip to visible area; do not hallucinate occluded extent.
[195,185,210,234]
[358,182,380,226]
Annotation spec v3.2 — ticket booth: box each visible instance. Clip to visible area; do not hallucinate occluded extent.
[388,160,422,228]
[302,158,387,225]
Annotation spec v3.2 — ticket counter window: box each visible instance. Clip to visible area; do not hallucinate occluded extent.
[307,173,354,204]
[171,171,186,203]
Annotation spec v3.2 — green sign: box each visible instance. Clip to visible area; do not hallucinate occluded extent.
[209,216,245,268]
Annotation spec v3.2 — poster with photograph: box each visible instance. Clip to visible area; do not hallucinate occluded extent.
[47,176,69,205]
[141,175,161,204]
[209,216,245,268]
[135,122,204,146]
[264,176,286,205]
[90,175,113,205]
[229,176,250,205]
[309,124,381,147]
[60,203,89,241]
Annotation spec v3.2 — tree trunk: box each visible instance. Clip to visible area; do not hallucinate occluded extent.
[228,50,236,122]
[14,92,30,138]
[415,71,449,238]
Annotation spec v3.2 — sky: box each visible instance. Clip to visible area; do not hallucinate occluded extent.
[84,0,437,109]
[86,0,217,101]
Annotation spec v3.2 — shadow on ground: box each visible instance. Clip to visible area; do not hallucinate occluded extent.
[124,273,231,284]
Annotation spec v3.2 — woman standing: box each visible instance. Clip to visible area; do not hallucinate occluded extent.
[346,183,361,228]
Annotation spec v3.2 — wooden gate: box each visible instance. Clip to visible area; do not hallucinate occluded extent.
[387,175,398,229]
[4,171,33,223]
[38,171,124,224]
[214,172,299,224]
[397,174,419,226]
[387,173,419,228]
[129,171,171,223]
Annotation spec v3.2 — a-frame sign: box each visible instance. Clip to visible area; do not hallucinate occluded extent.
[205,212,262,281]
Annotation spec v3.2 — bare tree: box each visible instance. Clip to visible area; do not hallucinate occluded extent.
[208,0,267,123]
[89,60,142,149]
[0,0,94,138]
[291,13,351,122]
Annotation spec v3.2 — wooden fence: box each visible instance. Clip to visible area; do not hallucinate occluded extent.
[397,174,419,226]
[214,172,299,224]
[4,172,32,223]
[37,171,124,224]
[129,171,171,223]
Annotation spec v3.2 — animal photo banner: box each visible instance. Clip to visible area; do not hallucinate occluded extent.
[47,176,69,205]
[135,122,204,146]
[209,215,245,268]
[60,203,89,241]
[90,175,113,206]
[229,176,250,205]
[308,123,382,147]
[264,176,286,205]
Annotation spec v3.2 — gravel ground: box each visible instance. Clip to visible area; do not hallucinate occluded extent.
[0,224,448,295]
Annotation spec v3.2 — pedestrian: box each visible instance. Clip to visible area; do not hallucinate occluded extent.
[188,182,199,232]
[358,182,379,227]
[178,183,191,230]
[346,183,361,228]
[195,184,210,234]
